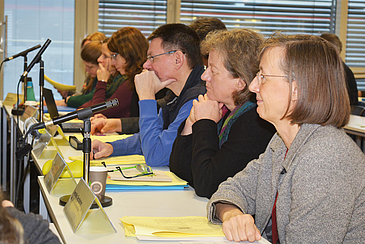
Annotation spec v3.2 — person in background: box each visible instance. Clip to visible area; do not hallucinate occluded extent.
[169,29,275,198]
[320,33,358,105]
[189,17,227,67]
[207,34,365,243]
[56,41,102,107]
[57,31,106,99]
[91,23,206,167]
[0,190,61,244]
[79,27,148,118]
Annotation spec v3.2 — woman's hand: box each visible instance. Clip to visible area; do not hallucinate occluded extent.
[97,59,111,82]
[216,203,261,242]
[192,94,223,123]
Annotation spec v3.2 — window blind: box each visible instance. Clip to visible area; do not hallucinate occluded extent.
[180,0,336,36]
[346,0,365,67]
[98,0,167,37]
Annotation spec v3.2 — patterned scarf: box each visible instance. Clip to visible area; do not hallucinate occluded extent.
[217,100,256,148]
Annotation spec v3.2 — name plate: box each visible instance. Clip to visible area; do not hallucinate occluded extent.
[44,152,77,195]
[33,124,61,158]
[20,105,38,122]
[64,179,116,234]
[3,93,24,106]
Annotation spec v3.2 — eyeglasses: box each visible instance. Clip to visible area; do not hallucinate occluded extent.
[256,71,289,85]
[102,54,111,59]
[110,52,119,60]
[101,162,153,179]
[147,50,178,63]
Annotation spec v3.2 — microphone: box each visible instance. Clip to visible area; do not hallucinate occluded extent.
[4,44,41,62]
[20,39,52,80]
[32,98,119,130]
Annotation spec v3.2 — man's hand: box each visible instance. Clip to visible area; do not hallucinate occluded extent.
[216,203,261,242]
[134,70,175,100]
[91,115,122,135]
[91,139,114,160]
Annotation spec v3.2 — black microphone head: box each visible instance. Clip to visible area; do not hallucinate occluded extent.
[107,98,119,107]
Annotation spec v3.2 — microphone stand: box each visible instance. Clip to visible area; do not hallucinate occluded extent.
[23,55,28,102]
[39,59,44,122]
[59,112,112,208]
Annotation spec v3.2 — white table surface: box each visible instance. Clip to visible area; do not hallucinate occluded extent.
[35,132,209,244]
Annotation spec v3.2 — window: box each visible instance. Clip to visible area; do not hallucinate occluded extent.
[3,0,74,100]
[98,0,167,37]
[180,0,336,36]
[346,0,365,67]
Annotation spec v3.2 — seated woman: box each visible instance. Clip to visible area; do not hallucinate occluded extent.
[79,27,148,118]
[56,31,106,99]
[169,29,275,198]
[207,34,365,243]
[56,41,102,107]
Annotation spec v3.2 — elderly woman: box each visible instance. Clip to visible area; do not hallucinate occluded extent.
[169,29,275,198]
[207,34,365,243]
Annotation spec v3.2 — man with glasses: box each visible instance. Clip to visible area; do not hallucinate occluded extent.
[91,23,206,167]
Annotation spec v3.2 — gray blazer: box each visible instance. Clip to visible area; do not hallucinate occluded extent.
[208,123,365,243]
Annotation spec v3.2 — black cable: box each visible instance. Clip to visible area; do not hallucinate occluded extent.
[0,60,4,72]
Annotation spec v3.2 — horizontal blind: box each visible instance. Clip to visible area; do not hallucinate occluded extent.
[346,0,365,67]
[98,0,167,37]
[180,0,336,36]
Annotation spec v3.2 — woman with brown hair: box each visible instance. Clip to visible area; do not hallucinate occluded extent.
[207,34,365,243]
[56,40,103,107]
[169,29,275,198]
[79,27,148,118]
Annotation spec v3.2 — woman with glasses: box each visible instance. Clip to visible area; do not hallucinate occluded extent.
[78,27,148,118]
[207,34,365,243]
[56,40,103,107]
[169,29,275,198]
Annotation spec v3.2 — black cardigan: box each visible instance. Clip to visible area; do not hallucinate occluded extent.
[170,107,276,198]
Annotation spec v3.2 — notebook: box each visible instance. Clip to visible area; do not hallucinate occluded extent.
[43,88,83,133]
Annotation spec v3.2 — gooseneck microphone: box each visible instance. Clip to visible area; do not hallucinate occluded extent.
[32,98,119,130]
[20,39,51,81]
[4,44,41,62]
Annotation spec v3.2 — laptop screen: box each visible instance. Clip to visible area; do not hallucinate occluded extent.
[43,88,60,119]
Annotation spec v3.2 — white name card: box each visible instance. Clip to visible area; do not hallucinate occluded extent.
[44,152,76,195]
[63,179,116,234]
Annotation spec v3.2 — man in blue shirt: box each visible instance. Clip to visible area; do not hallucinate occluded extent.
[91,23,206,166]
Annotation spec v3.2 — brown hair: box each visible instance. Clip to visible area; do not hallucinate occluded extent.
[201,29,263,105]
[81,32,106,48]
[108,27,148,89]
[320,33,342,53]
[81,41,102,92]
[260,33,350,128]
[0,190,24,244]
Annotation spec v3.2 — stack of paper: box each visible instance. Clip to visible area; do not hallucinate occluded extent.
[121,216,226,241]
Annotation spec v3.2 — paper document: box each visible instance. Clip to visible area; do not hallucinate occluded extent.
[45,75,76,91]
[121,216,225,241]
[107,171,187,186]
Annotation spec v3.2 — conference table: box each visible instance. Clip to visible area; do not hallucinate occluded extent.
[344,114,365,152]
[34,135,209,244]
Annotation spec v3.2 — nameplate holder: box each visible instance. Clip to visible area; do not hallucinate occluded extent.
[48,126,69,146]
[20,105,38,122]
[44,152,77,195]
[3,93,24,106]
[33,125,61,159]
[64,179,116,234]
